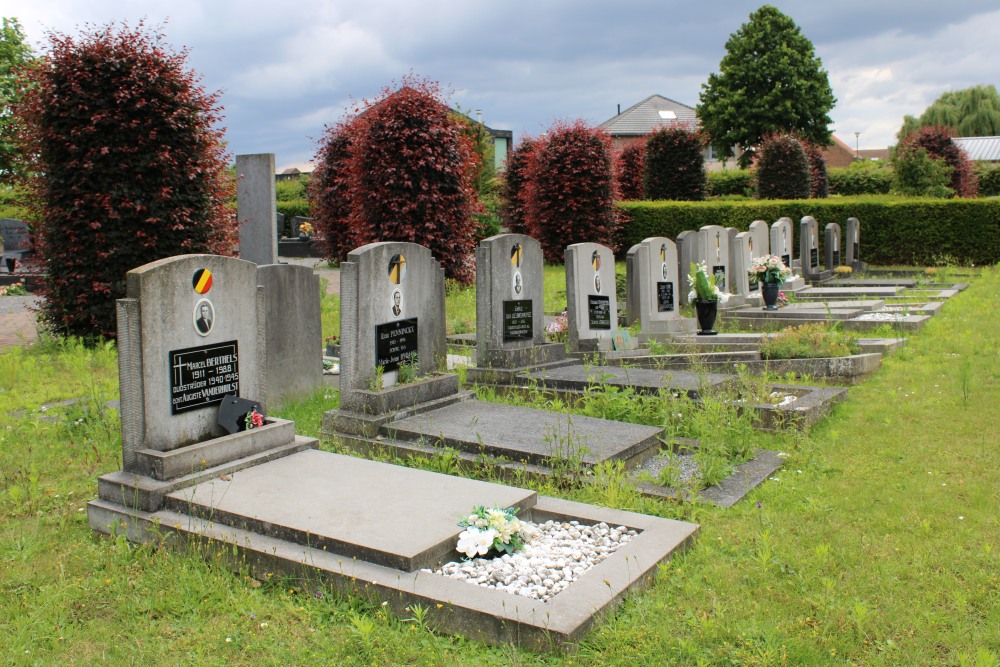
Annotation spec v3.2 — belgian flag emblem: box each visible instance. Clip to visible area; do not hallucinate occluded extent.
[660,244,666,262]
[591,250,601,272]
[388,254,406,284]
[510,243,523,268]
[192,269,213,294]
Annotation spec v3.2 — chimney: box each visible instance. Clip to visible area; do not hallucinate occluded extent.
[617,104,621,115]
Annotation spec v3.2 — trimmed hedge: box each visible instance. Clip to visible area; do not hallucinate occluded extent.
[828,166,893,195]
[707,170,754,197]
[277,199,310,220]
[618,196,1000,266]
[976,163,1000,197]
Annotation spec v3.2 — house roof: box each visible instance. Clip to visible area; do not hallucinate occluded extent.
[598,94,699,136]
[953,136,1000,161]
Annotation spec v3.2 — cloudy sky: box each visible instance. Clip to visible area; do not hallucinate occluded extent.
[7,1,999,171]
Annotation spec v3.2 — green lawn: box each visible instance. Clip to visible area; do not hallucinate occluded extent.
[1,267,997,666]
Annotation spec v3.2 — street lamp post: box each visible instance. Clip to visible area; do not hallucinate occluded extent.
[854,131,861,160]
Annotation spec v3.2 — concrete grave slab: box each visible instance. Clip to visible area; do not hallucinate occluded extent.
[90,471,699,650]
[384,401,665,469]
[793,286,901,300]
[167,449,538,571]
[521,364,733,398]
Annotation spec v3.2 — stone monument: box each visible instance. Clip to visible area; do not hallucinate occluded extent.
[467,234,573,383]
[236,153,278,265]
[565,242,620,352]
[825,222,842,271]
[625,237,695,338]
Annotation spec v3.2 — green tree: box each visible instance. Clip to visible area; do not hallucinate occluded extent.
[0,17,34,181]
[897,85,1000,142]
[697,5,835,169]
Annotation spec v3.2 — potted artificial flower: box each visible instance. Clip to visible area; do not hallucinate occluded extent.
[687,261,729,335]
[298,220,314,241]
[748,255,792,310]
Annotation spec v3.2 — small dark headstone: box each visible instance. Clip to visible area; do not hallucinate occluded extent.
[217,394,264,435]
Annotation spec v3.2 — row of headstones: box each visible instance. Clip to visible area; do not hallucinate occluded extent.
[667,216,863,306]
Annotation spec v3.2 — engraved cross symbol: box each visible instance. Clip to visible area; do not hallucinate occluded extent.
[172,355,187,385]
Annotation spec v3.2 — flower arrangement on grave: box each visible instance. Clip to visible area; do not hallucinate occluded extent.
[299,221,314,237]
[687,261,730,303]
[244,407,265,430]
[0,283,27,297]
[456,505,529,558]
[748,255,793,286]
[778,290,789,306]
[546,311,569,342]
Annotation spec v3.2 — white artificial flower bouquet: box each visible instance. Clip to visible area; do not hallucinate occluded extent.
[456,505,532,559]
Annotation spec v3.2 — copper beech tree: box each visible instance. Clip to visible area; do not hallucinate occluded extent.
[14,22,235,339]
[310,77,481,283]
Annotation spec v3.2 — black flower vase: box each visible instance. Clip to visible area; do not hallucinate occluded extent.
[695,299,718,335]
[761,282,780,310]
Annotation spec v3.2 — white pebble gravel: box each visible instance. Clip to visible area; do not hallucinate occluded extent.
[851,312,909,321]
[424,520,639,602]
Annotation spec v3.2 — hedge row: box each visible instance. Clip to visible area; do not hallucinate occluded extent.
[827,167,893,196]
[277,199,310,219]
[618,196,1000,266]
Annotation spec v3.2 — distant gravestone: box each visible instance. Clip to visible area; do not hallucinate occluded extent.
[275,212,286,240]
[258,264,323,408]
[676,230,698,306]
[770,217,795,270]
[237,154,278,265]
[566,242,618,351]
[292,216,314,239]
[800,216,821,279]
[117,254,266,472]
[698,225,730,293]
[338,242,447,410]
[0,218,31,272]
[626,237,694,335]
[731,232,753,298]
[846,217,862,269]
[825,222,842,270]
[747,220,770,261]
[474,234,565,370]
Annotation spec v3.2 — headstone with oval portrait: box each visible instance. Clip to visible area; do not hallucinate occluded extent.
[337,242,447,411]
[565,242,618,351]
[845,217,864,270]
[116,254,266,472]
[625,236,695,335]
[474,233,566,369]
[770,217,795,271]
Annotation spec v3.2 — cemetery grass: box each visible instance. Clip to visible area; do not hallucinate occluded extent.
[0,273,996,665]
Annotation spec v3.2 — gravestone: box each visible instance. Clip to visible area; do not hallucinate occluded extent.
[237,154,278,265]
[116,255,267,471]
[799,216,823,280]
[747,220,770,262]
[472,234,567,374]
[825,222,842,271]
[731,232,753,300]
[845,217,865,270]
[292,216,314,238]
[275,212,286,240]
[258,263,323,408]
[0,218,31,273]
[770,217,795,271]
[698,225,730,294]
[338,242,449,410]
[566,242,618,352]
[676,230,698,306]
[625,237,695,336]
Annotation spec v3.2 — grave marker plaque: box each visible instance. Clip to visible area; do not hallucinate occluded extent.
[169,341,240,414]
[656,282,674,312]
[588,295,612,329]
[375,318,418,371]
[502,300,533,342]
